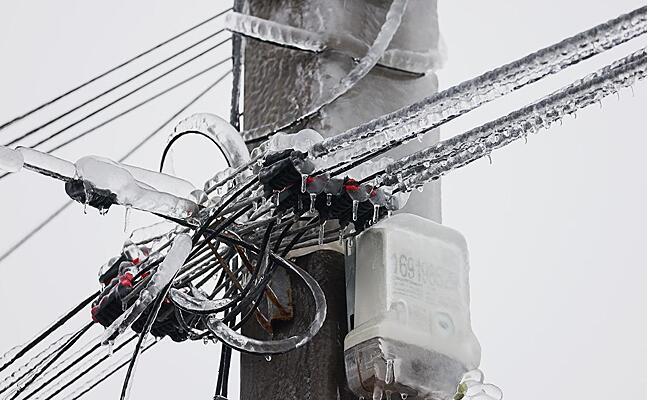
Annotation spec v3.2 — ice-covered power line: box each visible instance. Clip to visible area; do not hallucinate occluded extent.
[0,70,232,264]
[309,4,647,174]
[240,0,410,143]
[0,7,232,134]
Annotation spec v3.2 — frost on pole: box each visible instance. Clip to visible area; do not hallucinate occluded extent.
[101,233,192,345]
[74,156,198,219]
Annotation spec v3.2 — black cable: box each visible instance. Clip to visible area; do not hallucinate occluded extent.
[8,322,94,400]
[120,275,176,400]
[0,292,98,374]
[0,69,231,264]
[26,36,232,150]
[0,7,232,133]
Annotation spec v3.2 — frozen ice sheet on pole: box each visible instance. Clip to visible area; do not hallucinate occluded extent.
[389,46,647,192]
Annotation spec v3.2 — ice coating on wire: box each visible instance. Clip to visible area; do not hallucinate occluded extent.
[389,46,647,192]
[454,369,503,400]
[100,234,192,346]
[225,8,441,75]
[17,147,76,182]
[310,5,647,170]
[0,335,71,394]
[225,12,326,52]
[119,163,195,199]
[54,338,155,400]
[172,113,251,170]
[242,0,408,142]
[205,257,326,354]
[75,156,198,219]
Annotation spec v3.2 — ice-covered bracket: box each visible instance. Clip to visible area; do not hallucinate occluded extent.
[224,10,443,75]
[344,214,481,400]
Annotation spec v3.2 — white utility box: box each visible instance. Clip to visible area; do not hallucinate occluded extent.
[344,213,481,400]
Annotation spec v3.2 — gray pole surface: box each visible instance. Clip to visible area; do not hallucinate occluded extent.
[240,1,442,398]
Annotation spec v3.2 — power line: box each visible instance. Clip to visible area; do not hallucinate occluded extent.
[0,7,232,133]
[0,70,232,265]
[6,34,231,149]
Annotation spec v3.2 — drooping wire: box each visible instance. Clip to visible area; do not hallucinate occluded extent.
[0,7,232,133]
[0,69,232,265]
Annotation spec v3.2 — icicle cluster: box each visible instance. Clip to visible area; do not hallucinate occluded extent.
[386,46,647,192]
[310,5,647,171]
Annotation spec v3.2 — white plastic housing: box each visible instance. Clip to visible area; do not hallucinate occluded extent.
[344,213,480,399]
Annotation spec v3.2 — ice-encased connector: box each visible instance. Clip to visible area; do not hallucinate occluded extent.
[344,213,480,400]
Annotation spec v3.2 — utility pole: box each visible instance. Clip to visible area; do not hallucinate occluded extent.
[239,1,442,399]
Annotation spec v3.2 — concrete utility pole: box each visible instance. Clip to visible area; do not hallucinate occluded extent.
[240,1,442,398]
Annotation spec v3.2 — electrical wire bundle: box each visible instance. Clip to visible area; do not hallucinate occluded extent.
[2,3,647,400]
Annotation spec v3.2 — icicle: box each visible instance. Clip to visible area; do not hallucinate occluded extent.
[318,222,326,245]
[352,200,359,221]
[75,156,198,219]
[309,193,317,214]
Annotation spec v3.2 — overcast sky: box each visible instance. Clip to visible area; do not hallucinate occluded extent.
[1,1,646,400]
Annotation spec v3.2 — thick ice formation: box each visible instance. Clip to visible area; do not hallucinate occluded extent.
[310,5,647,170]
[0,146,23,173]
[75,156,198,219]
[173,113,251,169]
[100,234,192,345]
[17,147,76,181]
[241,0,409,143]
[225,12,326,52]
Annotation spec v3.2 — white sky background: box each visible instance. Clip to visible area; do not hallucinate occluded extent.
[0,1,646,400]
